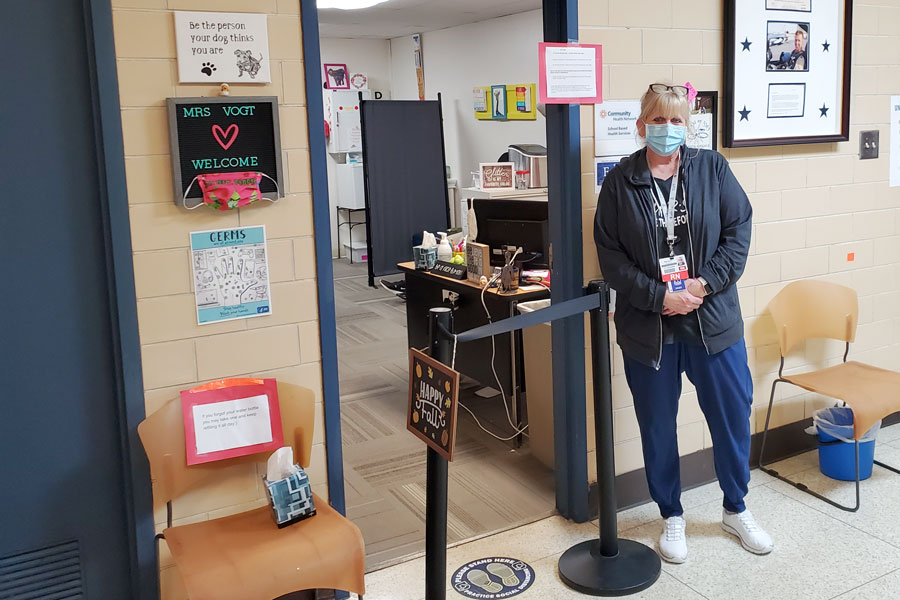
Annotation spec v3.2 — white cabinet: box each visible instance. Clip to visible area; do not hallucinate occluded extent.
[335,162,366,210]
[323,89,371,154]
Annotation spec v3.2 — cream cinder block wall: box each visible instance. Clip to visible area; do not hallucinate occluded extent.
[580,0,900,482]
[112,1,320,598]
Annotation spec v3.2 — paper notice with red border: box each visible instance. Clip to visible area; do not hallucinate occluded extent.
[181,378,283,465]
[538,42,603,105]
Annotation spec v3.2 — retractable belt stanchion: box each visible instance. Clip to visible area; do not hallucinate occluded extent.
[426,307,452,600]
[557,281,661,596]
[423,283,660,598]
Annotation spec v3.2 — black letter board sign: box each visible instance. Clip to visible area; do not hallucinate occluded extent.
[166,96,284,208]
[408,348,460,461]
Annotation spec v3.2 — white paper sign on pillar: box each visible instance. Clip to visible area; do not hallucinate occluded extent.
[891,95,900,188]
[174,11,271,83]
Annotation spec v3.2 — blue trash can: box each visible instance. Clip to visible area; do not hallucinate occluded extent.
[813,406,880,481]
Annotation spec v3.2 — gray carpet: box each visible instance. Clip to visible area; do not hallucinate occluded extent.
[332,259,556,571]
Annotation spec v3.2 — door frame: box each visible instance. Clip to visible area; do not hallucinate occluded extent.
[301,0,589,521]
[82,1,156,598]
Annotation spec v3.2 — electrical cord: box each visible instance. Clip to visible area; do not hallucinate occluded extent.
[450,248,530,442]
[481,270,529,436]
[458,402,524,442]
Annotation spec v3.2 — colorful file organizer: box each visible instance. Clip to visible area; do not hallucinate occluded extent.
[474,83,537,120]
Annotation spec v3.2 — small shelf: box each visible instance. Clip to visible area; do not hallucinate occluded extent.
[460,187,548,200]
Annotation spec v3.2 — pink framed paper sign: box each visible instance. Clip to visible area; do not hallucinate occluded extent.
[538,42,603,105]
[181,378,284,465]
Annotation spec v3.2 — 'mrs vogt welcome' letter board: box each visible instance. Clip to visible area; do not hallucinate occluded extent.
[167,96,284,207]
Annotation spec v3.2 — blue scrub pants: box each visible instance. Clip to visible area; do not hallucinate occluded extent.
[623,340,753,518]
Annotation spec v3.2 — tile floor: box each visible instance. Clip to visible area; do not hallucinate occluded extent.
[332,259,555,570]
[360,423,900,600]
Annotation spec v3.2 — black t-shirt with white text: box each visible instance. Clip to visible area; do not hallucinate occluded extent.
[653,174,703,346]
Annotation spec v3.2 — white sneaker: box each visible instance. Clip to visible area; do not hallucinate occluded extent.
[721,509,774,555]
[658,516,688,563]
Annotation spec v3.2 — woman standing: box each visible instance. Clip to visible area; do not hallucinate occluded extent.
[594,84,773,563]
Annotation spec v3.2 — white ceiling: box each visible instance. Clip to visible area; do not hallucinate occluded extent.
[318,0,542,39]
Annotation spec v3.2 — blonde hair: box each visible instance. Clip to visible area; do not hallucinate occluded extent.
[639,85,690,126]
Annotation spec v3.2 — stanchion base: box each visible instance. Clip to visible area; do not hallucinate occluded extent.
[558,539,661,596]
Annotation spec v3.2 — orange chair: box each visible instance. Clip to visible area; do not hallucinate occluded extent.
[138,383,365,599]
[759,280,900,512]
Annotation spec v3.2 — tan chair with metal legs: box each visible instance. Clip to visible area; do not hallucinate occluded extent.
[759,280,900,512]
[138,382,365,599]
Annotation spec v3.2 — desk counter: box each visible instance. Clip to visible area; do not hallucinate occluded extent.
[399,262,550,445]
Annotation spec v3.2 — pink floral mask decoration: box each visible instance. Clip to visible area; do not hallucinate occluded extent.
[182,172,280,211]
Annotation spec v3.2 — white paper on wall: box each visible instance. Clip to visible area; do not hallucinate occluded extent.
[594,100,641,157]
[174,11,271,83]
[545,46,597,99]
[891,96,900,188]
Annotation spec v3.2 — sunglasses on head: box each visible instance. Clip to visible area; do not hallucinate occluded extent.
[649,84,689,96]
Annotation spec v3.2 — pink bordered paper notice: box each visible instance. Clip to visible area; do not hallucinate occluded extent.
[538,42,603,105]
[181,378,283,465]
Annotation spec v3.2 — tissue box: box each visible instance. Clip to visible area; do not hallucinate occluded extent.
[262,465,317,527]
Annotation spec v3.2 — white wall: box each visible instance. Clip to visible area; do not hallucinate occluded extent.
[320,38,392,256]
[320,37,393,99]
[390,10,547,185]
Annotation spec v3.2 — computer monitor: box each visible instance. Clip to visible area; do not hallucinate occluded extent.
[473,199,549,270]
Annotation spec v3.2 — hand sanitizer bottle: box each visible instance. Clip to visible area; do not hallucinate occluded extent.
[437,232,452,262]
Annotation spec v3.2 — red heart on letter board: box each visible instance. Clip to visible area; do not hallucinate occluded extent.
[212,124,239,150]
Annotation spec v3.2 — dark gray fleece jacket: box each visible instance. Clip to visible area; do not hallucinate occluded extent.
[594,145,752,367]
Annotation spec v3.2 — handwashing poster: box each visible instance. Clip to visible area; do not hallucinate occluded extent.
[190,226,272,325]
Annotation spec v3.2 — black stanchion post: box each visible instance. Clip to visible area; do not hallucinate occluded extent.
[592,282,618,559]
[426,307,452,600]
[558,281,661,596]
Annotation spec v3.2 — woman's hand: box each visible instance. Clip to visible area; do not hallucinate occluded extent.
[686,278,708,300]
[663,288,704,316]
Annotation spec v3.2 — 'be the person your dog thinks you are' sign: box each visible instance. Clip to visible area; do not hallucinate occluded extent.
[174,11,271,83]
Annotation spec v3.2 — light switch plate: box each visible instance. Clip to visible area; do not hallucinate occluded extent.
[860,130,879,159]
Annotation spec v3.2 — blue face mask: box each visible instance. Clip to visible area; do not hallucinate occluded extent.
[644,122,686,156]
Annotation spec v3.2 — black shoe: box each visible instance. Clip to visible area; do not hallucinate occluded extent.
[380,279,405,295]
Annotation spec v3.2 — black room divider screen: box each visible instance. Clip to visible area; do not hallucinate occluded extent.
[360,97,451,287]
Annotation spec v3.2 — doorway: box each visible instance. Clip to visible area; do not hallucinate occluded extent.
[302,0,588,572]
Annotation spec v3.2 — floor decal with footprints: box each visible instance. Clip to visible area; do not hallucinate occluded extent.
[451,557,535,598]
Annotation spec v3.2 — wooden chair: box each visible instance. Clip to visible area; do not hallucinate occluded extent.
[138,382,365,599]
[759,280,900,512]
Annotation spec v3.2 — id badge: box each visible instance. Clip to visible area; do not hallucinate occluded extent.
[659,254,689,293]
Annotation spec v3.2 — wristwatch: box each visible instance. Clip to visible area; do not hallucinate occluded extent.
[697,276,712,296]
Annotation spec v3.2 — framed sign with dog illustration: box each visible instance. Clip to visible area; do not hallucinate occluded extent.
[174,11,271,83]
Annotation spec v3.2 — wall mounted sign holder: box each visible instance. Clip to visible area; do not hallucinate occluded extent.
[166,96,284,208]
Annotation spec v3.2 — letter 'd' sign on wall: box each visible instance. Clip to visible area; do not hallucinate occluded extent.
[408,348,460,461]
[167,96,284,208]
